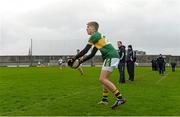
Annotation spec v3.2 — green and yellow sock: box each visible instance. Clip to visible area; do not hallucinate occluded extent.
[112,89,122,99]
[102,89,109,101]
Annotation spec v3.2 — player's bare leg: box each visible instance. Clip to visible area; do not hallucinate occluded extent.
[62,64,65,69]
[99,70,126,108]
[99,70,116,91]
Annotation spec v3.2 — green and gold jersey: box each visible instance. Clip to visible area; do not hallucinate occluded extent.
[88,32,119,60]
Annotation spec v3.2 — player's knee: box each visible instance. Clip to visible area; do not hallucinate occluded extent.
[99,77,106,84]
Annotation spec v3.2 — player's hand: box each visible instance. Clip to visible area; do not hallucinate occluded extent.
[67,57,75,67]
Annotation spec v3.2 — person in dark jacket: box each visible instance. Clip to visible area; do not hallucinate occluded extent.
[163,61,166,72]
[126,45,136,81]
[151,58,157,71]
[155,59,158,71]
[157,54,165,75]
[171,61,177,72]
[117,41,126,83]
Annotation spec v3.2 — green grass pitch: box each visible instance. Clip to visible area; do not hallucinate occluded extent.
[0,66,180,116]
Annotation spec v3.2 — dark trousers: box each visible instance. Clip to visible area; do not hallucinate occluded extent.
[118,62,125,83]
[163,65,166,71]
[152,64,156,71]
[127,62,134,81]
[172,66,176,72]
[155,64,158,71]
[159,64,164,74]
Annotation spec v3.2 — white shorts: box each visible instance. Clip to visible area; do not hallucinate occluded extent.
[102,58,120,72]
[59,63,66,66]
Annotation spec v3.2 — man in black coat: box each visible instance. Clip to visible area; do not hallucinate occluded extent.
[117,41,126,83]
[151,58,156,71]
[155,59,158,71]
[126,45,136,81]
[171,61,177,72]
[157,54,165,75]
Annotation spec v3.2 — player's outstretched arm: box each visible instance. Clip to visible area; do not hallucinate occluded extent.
[68,44,93,68]
[81,47,98,63]
[74,44,92,60]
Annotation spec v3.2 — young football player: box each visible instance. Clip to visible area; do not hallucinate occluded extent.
[69,21,126,108]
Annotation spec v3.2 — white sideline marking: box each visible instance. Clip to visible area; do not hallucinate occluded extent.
[156,74,168,84]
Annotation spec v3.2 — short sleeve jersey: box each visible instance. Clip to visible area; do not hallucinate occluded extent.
[88,32,119,60]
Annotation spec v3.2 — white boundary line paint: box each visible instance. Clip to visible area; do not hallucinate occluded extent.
[156,73,168,84]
